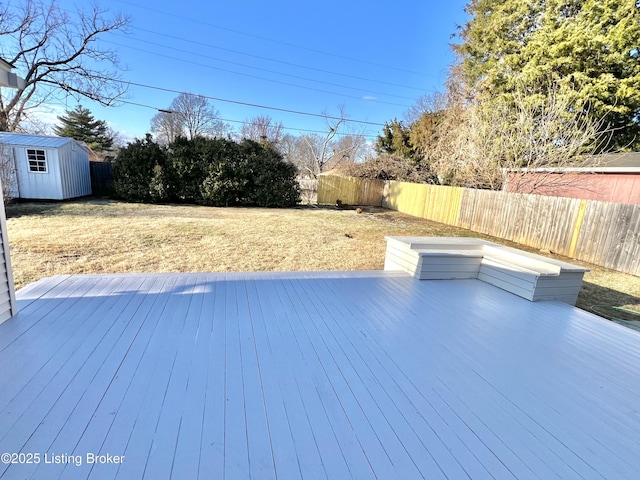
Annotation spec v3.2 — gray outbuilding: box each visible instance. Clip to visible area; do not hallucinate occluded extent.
[0,132,92,200]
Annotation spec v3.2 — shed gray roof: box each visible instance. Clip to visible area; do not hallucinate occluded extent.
[0,133,75,148]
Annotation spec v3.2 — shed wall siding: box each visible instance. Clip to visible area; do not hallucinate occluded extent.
[58,142,91,199]
[15,147,64,199]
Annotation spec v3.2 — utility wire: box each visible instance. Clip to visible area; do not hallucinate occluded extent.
[108,32,418,101]
[113,0,431,77]
[128,26,427,92]
[56,3,428,92]
[118,80,387,127]
[104,40,411,108]
[116,98,380,138]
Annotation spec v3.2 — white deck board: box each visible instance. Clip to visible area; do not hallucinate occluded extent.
[0,271,639,479]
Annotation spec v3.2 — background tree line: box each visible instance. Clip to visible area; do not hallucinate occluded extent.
[0,0,367,190]
[149,96,370,179]
[4,0,638,197]
[358,0,640,190]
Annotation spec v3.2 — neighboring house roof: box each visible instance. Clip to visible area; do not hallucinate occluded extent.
[504,152,640,174]
[77,141,100,161]
[586,152,640,168]
[0,132,76,148]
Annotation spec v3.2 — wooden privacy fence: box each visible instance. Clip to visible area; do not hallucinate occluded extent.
[318,175,640,276]
[317,175,385,206]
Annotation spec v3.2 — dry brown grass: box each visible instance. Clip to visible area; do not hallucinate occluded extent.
[5,198,638,320]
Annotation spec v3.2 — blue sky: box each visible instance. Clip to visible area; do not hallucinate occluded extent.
[51,0,470,142]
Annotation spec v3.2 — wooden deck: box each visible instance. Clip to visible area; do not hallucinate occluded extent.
[1,271,639,479]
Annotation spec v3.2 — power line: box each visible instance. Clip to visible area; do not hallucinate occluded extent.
[115,98,380,138]
[108,32,418,101]
[118,79,387,127]
[104,40,411,108]
[113,0,431,77]
[128,27,427,93]
[56,3,429,92]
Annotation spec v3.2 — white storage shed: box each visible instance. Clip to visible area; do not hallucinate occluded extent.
[0,132,91,200]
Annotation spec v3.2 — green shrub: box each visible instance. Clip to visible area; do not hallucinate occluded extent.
[237,140,300,207]
[199,139,246,206]
[112,135,300,207]
[165,136,212,202]
[199,140,300,207]
[112,135,168,202]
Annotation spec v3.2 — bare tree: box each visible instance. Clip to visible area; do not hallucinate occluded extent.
[0,0,129,132]
[296,105,367,177]
[150,109,184,145]
[426,82,612,191]
[281,133,316,175]
[240,115,284,146]
[494,90,611,193]
[330,134,369,165]
[302,114,344,177]
[14,114,53,135]
[285,132,369,178]
[150,93,228,144]
[106,126,126,149]
[404,91,448,124]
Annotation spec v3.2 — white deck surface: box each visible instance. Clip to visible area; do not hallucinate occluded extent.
[1,271,639,479]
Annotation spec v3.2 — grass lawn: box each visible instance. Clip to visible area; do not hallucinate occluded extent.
[5,198,639,322]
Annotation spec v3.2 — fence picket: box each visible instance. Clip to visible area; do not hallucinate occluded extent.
[318,175,640,276]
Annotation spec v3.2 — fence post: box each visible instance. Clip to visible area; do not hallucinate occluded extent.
[568,199,588,258]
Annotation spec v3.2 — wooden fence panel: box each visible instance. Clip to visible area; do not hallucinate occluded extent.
[457,188,477,230]
[618,206,640,274]
[317,176,384,206]
[599,203,625,269]
[384,181,463,225]
[317,175,640,275]
[298,179,318,204]
[575,202,640,274]
[629,208,640,274]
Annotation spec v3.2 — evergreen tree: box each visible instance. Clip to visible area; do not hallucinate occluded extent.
[375,120,415,160]
[53,105,114,151]
[455,0,640,149]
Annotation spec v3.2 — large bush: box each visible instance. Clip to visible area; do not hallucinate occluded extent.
[200,140,299,207]
[112,134,168,202]
[113,136,300,207]
[166,136,218,202]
